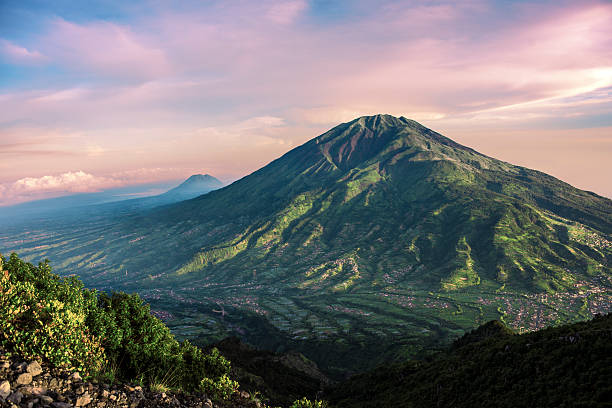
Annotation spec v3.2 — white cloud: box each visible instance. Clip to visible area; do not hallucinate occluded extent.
[12,171,115,194]
[0,169,201,206]
[0,171,119,205]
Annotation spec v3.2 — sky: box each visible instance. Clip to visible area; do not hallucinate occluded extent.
[0,0,611,206]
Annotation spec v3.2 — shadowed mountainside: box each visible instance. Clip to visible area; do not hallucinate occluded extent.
[327,313,612,408]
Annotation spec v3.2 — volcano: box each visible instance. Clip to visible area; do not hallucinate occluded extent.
[2,115,610,373]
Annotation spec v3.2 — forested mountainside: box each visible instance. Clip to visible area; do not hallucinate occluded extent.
[327,314,612,407]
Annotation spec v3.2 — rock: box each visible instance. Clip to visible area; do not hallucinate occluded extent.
[16,373,33,385]
[7,391,23,404]
[204,398,213,408]
[75,393,92,406]
[0,380,10,399]
[240,390,250,399]
[41,395,54,404]
[101,390,109,399]
[27,361,43,376]
[27,399,39,408]
[75,385,85,395]
[69,372,82,382]
[21,386,47,396]
[49,378,60,388]
[52,402,72,408]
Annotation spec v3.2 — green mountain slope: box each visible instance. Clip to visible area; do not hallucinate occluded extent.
[109,115,610,291]
[1,114,610,375]
[161,115,608,292]
[327,313,612,408]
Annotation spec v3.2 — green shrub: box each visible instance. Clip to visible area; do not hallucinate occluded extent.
[199,374,239,400]
[88,282,238,393]
[0,253,106,375]
[179,343,231,391]
[290,397,328,408]
[0,253,241,395]
[91,291,181,382]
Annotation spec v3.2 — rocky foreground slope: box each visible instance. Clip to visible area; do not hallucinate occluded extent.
[0,348,261,408]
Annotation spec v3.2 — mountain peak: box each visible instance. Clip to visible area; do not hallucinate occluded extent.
[161,174,223,200]
[183,174,219,184]
[348,114,409,129]
[313,114,458,171]
[178,174,223,189]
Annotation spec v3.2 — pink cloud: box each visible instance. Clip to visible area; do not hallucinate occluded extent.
[0,39,46,64]
[1,1,609,129]
[303,2,612,117]
[0,1,610,200]
[266,0,308,24]
[109,167,198,183]
[42,18,172,81]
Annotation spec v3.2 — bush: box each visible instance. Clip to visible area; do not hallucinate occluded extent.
[91,291,181,382]
[199,374,239,400]
[179,343,231,391]
[0,253,106,375]
[0,253,241,395]
[290,397,329,408]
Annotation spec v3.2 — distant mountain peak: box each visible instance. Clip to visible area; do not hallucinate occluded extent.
[161,174,223,200]
[182,174,221,186]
